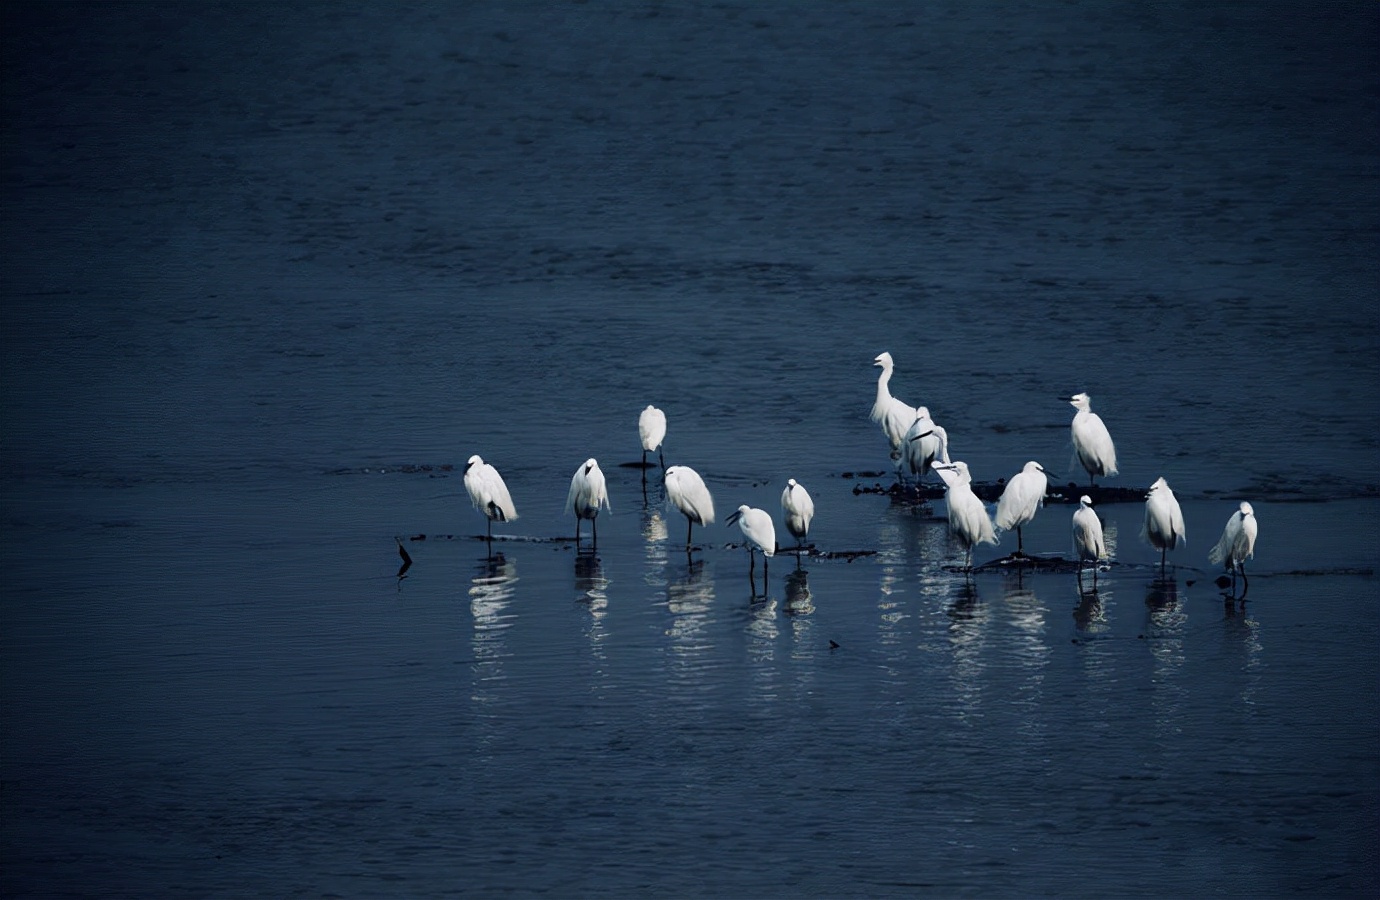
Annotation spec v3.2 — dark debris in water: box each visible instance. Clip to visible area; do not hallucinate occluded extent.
[329,463,454,477]
[852,479,1147,504]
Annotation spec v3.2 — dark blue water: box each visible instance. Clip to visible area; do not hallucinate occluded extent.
[3,3,1378,896]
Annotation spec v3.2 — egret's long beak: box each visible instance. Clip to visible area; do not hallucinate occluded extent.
[908,429,935,442]
[726,510,742,526]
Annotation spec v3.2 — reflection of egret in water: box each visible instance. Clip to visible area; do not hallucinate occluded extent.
[745,592,781,725]
[1223,595,1264,707]
[574,550,609,611]
[574,550,610,690]
[746,596,780,707]
[1073,581,1109,635]
[999,580,1050,745]
[641,507,670,591]
[470,553,519,716]
[946,580,990,725]
[784,568,814,616]
[874,510,947,656]
[784,568,817,669]
[1072,581,1117,725]
[664,559,717,700]
[1144,577,1187,739]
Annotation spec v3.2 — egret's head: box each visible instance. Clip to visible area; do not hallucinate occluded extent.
[1239,502,1254,517]
[874,351,894,369]
[1080,495,1094,508]
[1067,392,1091,410]
[584,458,597,473]
[726,506,749,526]
[787,478,798,488]
[465,454,483,471]
[1026,461,1045,473]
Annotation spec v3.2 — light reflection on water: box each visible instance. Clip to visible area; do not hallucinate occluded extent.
[1145,577,1187,740]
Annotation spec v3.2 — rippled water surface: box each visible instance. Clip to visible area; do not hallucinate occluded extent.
[3,3,1378,897]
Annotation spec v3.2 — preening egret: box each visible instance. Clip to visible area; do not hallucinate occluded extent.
[781,478,815,557]
[995,461,1050,555]
[903,408,950,482]
[1141,476,1186,570]
[463,455,518,541]
[638,405,666,469]
[565,458,611,546]
[727,504,776,592]
[933,461,998,571]
[1067,392,1118,486]
[1209,501,1257,594]
[1072,495,1108,586]
[871,352,918,471]
[664,465,715,550]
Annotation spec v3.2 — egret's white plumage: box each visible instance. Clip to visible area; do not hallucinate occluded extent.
[995,461,1049,554]
[1067,392,1118,486]
[781,478,815,549]
[463,454,518,540]
[933,461,998,570]
[1141,476,1186,568]
[565,458,611,545]
[727,504,776,591]
[638,405,667,468]
[1209,502,1257,588]
[664,465,715,549]
[1072,494,1108,584]
[902,407,950,481]
[871,352,918,467]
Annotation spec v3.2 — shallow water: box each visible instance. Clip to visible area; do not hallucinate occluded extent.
[3,3,1378,897]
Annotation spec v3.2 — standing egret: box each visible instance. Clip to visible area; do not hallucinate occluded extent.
[903,408,950,483]
[995,461,1050,555]
[1209,502,1258,594]
[638,405,667,469]
[565,458,611,547]
[1141,476,1186,571]
[780,478,815,558]
[727,504,776,593]
[463,455,518,542]
[871,352,919,471]
[1072,495,1108,586]
[664,465,715,550]
[933,461,998,571]
[1066,392,1118,487]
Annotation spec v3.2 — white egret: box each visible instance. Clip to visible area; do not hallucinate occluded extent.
[463,455,518,541]
[780,478,815,556]
[727,504,776,592]
[1072,495,1108,586]
[1141,476,1186,570]
[565,457,611,546]
[638,405,667,469]
[933,461,998,571]
[871,352,918,471]
[1209,502,1257,593]
[995,461,1050,555]
[1066,392,1118,486]
[664,465,715,550]
[902,408,950,482]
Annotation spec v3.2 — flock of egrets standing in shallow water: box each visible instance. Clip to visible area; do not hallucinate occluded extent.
[459,352,1258,596]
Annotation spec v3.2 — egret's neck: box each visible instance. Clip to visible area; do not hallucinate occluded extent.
[875,365,893,402]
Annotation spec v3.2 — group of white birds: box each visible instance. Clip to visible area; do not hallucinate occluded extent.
[460,352,1259,592]
[870,351,1258,588]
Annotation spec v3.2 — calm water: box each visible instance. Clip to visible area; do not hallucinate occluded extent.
[3,2,1378,897]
